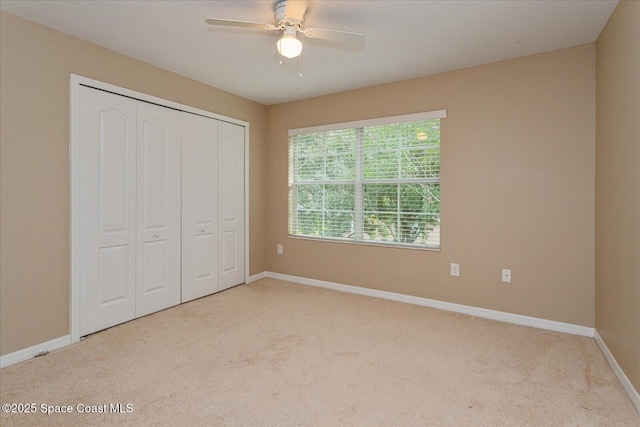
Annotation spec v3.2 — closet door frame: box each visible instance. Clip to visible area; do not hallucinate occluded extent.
[70,74,250,344]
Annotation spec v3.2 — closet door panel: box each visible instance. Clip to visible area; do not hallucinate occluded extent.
[79,87,137,336]
[218,121,245,291]
[99,246,129,303]
[182,114,219,302]
[221,231,238,272]
[136,102,182,316]
[195,234,214,279]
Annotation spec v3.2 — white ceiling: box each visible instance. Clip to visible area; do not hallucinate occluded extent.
[1,0,618,105]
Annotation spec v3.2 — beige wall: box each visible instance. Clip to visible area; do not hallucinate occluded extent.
[595,1,640,393]
[0,11,268,355]
[266,45,596,327]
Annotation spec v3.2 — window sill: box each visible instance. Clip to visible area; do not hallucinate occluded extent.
[288,234,441,251]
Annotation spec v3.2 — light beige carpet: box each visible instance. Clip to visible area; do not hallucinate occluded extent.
[1,278,638,426]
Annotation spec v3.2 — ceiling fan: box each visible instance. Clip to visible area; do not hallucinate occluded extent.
[205,0,365,59]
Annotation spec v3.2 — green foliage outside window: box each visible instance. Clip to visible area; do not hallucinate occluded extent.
[290,118,441,248]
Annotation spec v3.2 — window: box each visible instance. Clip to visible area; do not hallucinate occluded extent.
[289,110,445,249]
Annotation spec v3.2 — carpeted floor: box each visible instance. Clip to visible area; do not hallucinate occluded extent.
[1,278,638,426]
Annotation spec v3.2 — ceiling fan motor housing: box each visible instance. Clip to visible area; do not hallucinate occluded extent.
[274,1,288,23]
[274,0,303,28]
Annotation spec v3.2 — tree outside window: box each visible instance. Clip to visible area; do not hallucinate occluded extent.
[289,112,444,249]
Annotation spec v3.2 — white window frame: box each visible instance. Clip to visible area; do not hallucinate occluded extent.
[288,110,446,250]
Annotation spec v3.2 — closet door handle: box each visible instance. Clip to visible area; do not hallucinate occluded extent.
[154,233,160,238]
[200,228,206,233]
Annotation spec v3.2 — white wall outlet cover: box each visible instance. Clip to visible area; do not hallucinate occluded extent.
[450,263,460,277]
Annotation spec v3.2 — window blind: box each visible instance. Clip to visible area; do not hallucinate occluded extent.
[289,110,445,249]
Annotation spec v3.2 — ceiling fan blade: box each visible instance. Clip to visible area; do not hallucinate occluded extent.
[284,0,308,22]
[302,27,365,46]
[205,18,277,31]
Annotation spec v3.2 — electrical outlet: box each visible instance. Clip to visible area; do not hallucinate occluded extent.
[277,244,283,255]
[450,263,460,277]
[502,269,511,283]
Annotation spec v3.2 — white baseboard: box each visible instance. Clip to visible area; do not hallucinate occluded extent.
[264,271,595,337]
[246,271,268,283]
[0,335,72,369]
[594,330,640,413]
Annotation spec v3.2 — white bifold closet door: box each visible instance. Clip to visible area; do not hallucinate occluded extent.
[77,83,245,336]
[135,102,182,317]
[181,114,219,302]
[78,86,181,336]
[181,118,245,301]
[217,122,245,291]
[78,87,137,336]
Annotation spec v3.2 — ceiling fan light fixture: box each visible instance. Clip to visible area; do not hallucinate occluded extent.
[277,34,303,58]
[206,1,365,62]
